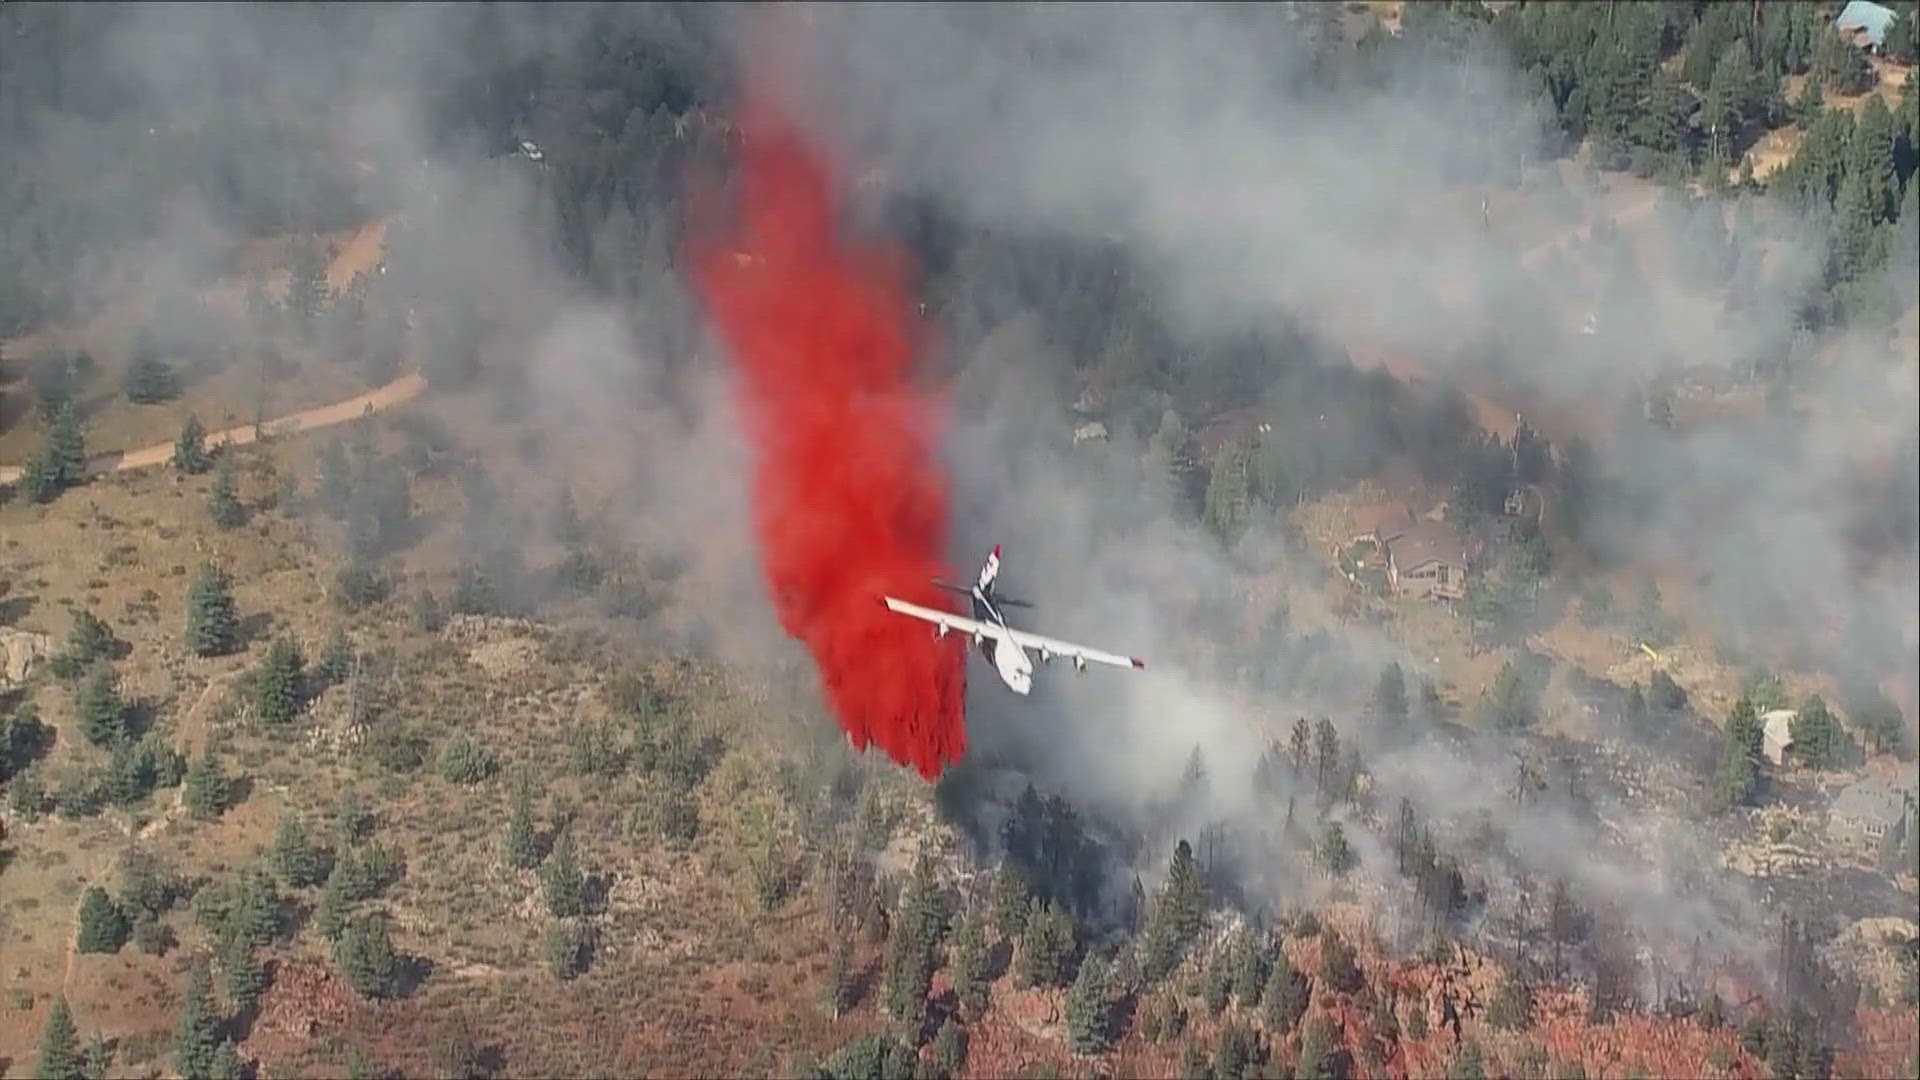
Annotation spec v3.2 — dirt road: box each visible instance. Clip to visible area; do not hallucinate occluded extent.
[0,371,426,486]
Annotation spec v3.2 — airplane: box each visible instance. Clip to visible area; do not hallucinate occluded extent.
[880,545,1145,695]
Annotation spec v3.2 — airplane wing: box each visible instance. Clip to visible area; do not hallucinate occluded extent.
[999,623,1146,671]
[881,596,1145,671]
[882,596,1004,640]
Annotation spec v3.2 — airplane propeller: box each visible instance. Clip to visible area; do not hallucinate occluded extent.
[932,579,1032,608]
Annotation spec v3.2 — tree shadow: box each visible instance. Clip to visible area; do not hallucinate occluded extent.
[583,871,614,916]
[237,611,274,649]
[1109,989,1141,1039]
[988,939,1015,982]
[847,960,879,1012]
[282,898,316,940]
[220,775,257,815]
[123,698,159,742]
[227,958,278,1042]
[0,592,35,624]
[395,954,435,1000]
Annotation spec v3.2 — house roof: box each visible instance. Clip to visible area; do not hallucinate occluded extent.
[1830,773,1915,825]
[1351,503,1417,540]
[1835,0,1898,46]
[1194,408,1272,463]
[1762,709,1797,739]
[1386,519,1472,572]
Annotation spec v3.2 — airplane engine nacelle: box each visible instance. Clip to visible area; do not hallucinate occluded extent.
[1073,656,1087,672]
[972,631,985,646]
[935,623,951,638]
[1039,647,1052,664]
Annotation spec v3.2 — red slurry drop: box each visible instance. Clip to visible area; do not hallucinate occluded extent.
[687,44,967,779]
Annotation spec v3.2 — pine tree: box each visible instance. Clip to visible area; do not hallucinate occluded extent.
[1143,408,1191,510]
[1262,948,1309,1033]
[315,863,351,942]
[184,748,231,820]
[898,854,950,955]
[932,1017,968,1078]
[76,886,130,953]
[1297,1017,1334,1080]
[1851,94,1900,224]
[314,628,353,688]
[1179,1041,1212,1080]
[1321,821,1355,877]
[1481,661,1537,732]
[76,664,127,747]
[950,908,989,1018]
[287,236,330,327]
[47,401,89,486]
[1203,950,1232,1016]
[550,487,587,548]
[318,437,352,517]
[333,910,401,1000]
[1488,976,1534,1031]
[82,1036,112,1080]
[207,1040,244,1080]
[1017,898,1078,988]
[37,997,83,1080]
[1791,695,1843,768]
[173,414,213,474]
[1440,1040,1487,1080]
[1202,436,1254,541]
[173,953,219,1068]
[881,910,935,1026]
[1703,42,1756,170]
[271,812,334,888]
[1290,716,1311,772]
[1230,928,1268,1006]
[541,831,585,917]
[822,936,855,1018]
[255,637,306,726]
[32,351,75,421]
[544,920,589,980]
[990,863,1031,941]
[1374,662,1408,730]
[1320,930,1364,995]
[185,563,240,657]
[123,333,180,404]
[504,778,540,870]
[224,947,268,1013]
[209,454,246,529]
[1142,838,1206,982]
[1634,69,1696,163]
[64,610,117,670]
[1066,953,1112,1054]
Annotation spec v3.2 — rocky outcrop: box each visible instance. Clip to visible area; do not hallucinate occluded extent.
[0,628,53,686]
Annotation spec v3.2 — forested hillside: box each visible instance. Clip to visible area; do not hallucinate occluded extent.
[1,4,1916,1079]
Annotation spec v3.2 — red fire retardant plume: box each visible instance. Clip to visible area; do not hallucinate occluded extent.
[687,66,967,779]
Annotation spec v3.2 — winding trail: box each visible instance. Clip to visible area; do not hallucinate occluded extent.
[0,371,427,487]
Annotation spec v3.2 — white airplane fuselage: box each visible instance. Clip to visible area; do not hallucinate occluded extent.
[970,582,1034,694]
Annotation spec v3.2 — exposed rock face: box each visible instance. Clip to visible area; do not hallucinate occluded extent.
[0,628,53,686]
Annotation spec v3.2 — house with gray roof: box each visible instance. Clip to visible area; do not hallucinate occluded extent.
[1827,772,1915,859]
[1761,709,1797,767]
[1834,0,1900,54]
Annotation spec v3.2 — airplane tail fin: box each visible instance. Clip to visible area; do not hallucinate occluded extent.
[978,544,1002,594]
